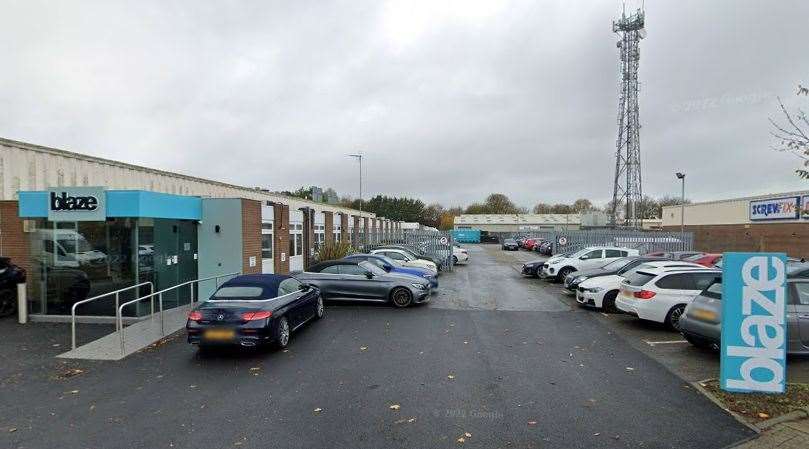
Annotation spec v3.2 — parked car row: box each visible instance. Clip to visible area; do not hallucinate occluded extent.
[186,243,468,351]
[520,245,809,353]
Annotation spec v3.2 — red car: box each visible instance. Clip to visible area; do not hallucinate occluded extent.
[683,253,722,267]
[523,238,539,251]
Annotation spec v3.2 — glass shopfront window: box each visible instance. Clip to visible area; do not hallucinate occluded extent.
[27,217,197,317]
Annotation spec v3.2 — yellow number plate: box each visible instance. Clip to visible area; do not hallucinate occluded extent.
[691,309,717,322]
[203,329,236,341]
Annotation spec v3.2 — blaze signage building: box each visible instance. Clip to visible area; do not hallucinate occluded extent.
[0,137,401,321]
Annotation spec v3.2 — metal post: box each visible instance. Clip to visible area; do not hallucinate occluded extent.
[17,283,27,324]
[159,292,164,336]
[680,177,685,239]
[114,292,120,331]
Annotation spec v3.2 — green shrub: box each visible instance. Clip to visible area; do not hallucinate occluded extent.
[317,240,355,262]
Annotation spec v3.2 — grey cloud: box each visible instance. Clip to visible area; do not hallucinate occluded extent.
[0,0,807,210]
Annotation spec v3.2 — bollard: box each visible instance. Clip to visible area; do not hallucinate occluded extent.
[17,283,27,324]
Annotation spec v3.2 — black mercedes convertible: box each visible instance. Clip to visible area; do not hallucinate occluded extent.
[186,274,323,350]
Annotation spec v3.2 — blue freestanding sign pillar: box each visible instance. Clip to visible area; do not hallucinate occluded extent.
[720,252,788,393]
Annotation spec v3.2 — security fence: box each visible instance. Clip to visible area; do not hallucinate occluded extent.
[494,229,694,256]
[354,229,456,271]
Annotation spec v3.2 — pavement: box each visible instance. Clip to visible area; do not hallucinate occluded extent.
[0,244,766,448]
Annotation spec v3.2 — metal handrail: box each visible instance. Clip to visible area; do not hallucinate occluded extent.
[116,272,239,355]
[71,281,154,350]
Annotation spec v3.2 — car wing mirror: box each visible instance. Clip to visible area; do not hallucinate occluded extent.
[299,283,311,291]
[383,265,392,272]
[365,271,375,279]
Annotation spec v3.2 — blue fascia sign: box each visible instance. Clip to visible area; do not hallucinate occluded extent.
[720,252,787,393]
[47,186,106,222]
[749,196,800,221]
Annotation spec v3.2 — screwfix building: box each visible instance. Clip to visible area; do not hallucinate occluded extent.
[0,137,400,319]
[661,190,809,258]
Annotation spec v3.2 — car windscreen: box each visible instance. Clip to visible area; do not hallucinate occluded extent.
[602,258,631,271]
[360,260,387,276]
[211,286,265,300]
[624,271,656,286]
[701,280,723,299]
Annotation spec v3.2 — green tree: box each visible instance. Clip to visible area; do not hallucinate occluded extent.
[571,198,594,213]
[532,203,553,214]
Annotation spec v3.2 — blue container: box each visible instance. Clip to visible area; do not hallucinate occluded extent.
[451,229,481,243]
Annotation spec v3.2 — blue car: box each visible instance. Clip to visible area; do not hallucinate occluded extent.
[343,254,438,288]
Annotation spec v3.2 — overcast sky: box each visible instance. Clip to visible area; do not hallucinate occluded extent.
[1,0,807,209]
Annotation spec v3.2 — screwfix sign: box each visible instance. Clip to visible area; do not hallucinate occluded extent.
[720,253,787,393]
[749,196,800,221]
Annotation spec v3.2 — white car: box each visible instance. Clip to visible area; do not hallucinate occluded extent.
[452,245,469,265]
[370,249,438,274]
[575,260,707,312]
[541,246,640,281]
[615,266,720,331]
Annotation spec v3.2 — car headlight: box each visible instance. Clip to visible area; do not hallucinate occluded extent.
[577,276,588,282]
[585,287,604,293]
[411,283,427,290]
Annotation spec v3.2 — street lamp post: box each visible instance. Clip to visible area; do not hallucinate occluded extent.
[348,152,363,216]
[676,172,686,248]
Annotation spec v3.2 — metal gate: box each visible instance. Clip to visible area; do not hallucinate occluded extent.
[356,229,456,271]
[496,229,694,256]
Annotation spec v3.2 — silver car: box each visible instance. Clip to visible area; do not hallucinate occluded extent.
[680,263,809,354]
[294,260,431,308]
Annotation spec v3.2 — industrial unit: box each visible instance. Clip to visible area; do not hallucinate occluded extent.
[661,190,809,257]
[453,214,583,233]
[0,137,401,320]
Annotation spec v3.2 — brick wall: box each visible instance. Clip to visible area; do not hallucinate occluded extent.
[241,199,261,275]
[352,215,360,242]
[0,201,29,275]
[274,203,290,274]
[340,213,349,242]
[663,223,809,258]
[324,211,334,245]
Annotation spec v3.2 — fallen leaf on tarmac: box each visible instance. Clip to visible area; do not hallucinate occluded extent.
[360,346,368,351]
[464,432,472,438]
[282,349,289,353]
[69,390,79,394]
[463,341,468,345]
[612,435,621,440]
[313,408,322,413]
[569,353,573,358]
[758,412,770,419]
[408,418,416,423]
[625,367,635,371]
[89,405,95,411]
[189,385,197,389]
[457,437,465,443]
[389,404,401,411]
[394,417,417,424]
[447,374,455,380]
[8,428,17,433]
[593,433,601,436]
[528,421,537,425]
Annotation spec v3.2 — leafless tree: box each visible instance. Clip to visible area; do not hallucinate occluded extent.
[770,84,809,179]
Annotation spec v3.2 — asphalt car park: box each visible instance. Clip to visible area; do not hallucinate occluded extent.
[0,244,757,449]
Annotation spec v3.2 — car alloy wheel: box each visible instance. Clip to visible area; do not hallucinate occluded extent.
[666,305,686,331]
[277,317,290,348]
[315,296,325,319]
[558,268,574,282]
[391,287,413,308]
[602,291,618,313]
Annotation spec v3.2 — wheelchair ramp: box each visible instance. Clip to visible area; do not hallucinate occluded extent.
[57,304,192,361]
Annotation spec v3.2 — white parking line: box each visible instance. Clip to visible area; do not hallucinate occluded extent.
[644,340,688,346]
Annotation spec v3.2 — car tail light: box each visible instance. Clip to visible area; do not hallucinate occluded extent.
[634,290,656,300]
[188,310,202,321]
[242,310,273,321]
